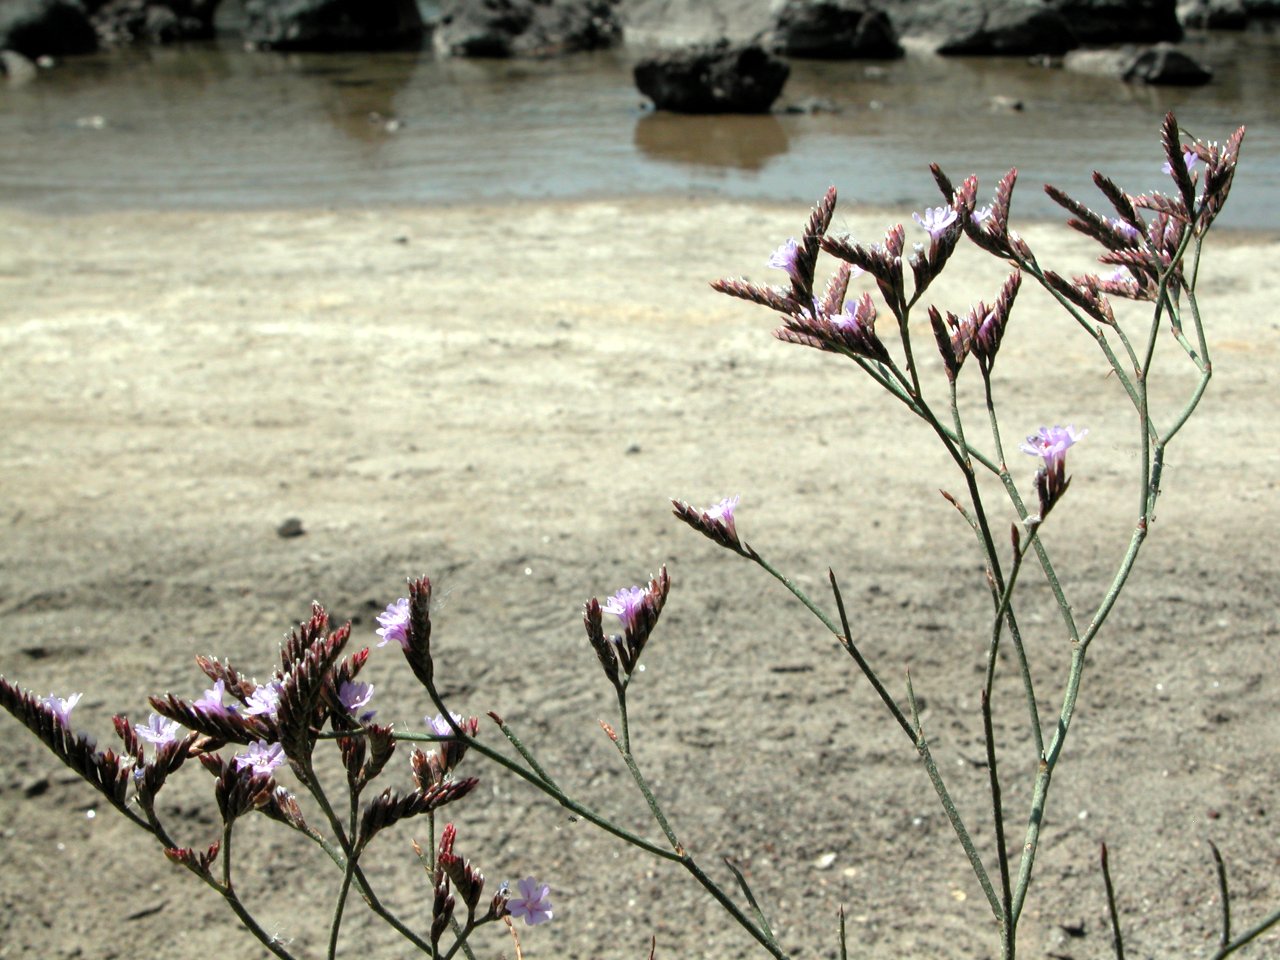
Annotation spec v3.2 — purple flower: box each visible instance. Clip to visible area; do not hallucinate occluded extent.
[833,297,869,333]
[912,206,958,240]
[42,692,82,725]
[972,204,994,226]
[603,586,647,634]
[426,711,465,737]
[1162,149,1198,176]
[704,495,740,542]
[337,680,376,721]
[244,681,282,718]
[194,679,235,717]
[766,237,802,283]
[506,876,553,926]
[135,713,180,746]
[1020,425,1087,471]
[234,740,286,775]
[1109,218,1141,242]
[375,597,411,650]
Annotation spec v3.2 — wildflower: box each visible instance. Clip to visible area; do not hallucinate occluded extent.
[672,496,747,556]
[243,681,282,718]
[375,597,411,650]
[1021,425,1087,471]
[603,586,647,634]
[972,204,993,225]
[135,713,180,747]
[194,679,234,717]
[427,712,466,737]
[506,876,553,926]
[234,740,286,776]
[1162,149,1198,176]
[701,499,742,545]
[1110,218,1141,242]
[1022,425,1087,519]
[912,205,958,240]
[766,237,802,284]
[337,680,376,722]
[42,692,82,725]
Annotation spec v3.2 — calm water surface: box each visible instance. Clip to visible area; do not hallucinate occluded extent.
[1,29,1276,228]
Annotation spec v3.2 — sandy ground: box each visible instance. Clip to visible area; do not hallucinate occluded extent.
[0,196,1276,960]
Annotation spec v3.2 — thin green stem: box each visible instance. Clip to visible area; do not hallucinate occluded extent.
[906,672,1004,923]
[1209,841,1232,950]
[982,690,1013,956]
[1100,843,1126,960]
[1212,907,1280,959]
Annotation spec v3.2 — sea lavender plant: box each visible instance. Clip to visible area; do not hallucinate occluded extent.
[1,113,1275,960]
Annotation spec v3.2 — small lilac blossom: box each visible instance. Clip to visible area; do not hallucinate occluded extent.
[42,692,82,725]
[235,740,286,775]
[972,204,994,225]
[766,237,802,283]
[1162,149,1198,176]
[705,495,741,542]
[375,597,411,650]
[834,298,868,332]
[426,712,465,737]
[337,680,376,721]
[506,876,553,926]
[603,586,646,634]
[912,205,958,240]
[244,681,282,718]
[1109,218,1141,242]
[1020,425,1087,471]
[194,679,234,717]
[135,713,180,747]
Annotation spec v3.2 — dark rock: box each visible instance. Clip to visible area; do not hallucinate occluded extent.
[0,0,98,57]
[434,0,621,57]
[1121,40,1211,82]
[877,0,1079,54]
[1064,41,1211,82]
[1178,0,1248,27]
[770,0,903,58]
[634,40,790,113]
[276,517,306,537]
[84,0,221,45]
[1045,0,1181,42]
[242,0,424,50]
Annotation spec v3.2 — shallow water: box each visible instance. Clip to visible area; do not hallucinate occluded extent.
[1,27,1276,228]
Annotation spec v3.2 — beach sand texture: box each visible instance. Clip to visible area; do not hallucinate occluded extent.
[0,198,1276,958]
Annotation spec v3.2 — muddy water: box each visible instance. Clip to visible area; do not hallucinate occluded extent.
[1,29,1276,227]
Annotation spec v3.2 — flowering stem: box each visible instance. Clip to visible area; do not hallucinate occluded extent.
[326,790,361,960]
[389,730,679,861]
[982,689,1013,954]
[906,671,1003,923]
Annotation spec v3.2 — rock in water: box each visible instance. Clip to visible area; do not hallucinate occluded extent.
[634,41,791,113]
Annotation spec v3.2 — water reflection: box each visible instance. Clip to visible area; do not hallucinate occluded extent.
[0,34,1275,227]
[633,113,789,171]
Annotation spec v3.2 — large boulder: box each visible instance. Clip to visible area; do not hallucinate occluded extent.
[634,40,790,113]
[1064,41,1211,83]
[1045,0,1181,42]
[433,0,621,57]
[84,0,221,45]
[0,0,98,57]
[242,0,424,50]
[877,0,1078,54]
[769,0,903,58]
